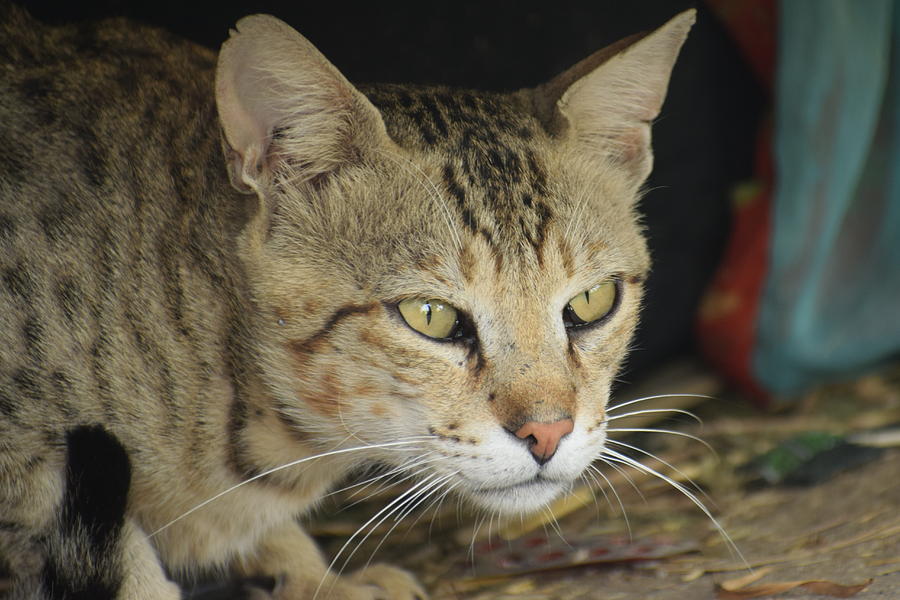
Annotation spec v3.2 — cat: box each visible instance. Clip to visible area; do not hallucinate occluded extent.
[0,4,694,598]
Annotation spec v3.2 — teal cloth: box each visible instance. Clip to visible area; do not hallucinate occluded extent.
[754,0,900,393]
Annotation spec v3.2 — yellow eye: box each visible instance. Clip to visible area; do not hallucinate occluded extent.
[398,298,459,339]
[566,280,618,326]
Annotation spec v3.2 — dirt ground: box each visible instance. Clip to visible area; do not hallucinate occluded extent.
[314,361,900,600]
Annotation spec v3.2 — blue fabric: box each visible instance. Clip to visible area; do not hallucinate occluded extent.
[754,0,900,393]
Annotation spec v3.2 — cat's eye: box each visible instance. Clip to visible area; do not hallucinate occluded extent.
[398,298,460,340]
[564,280,618,328]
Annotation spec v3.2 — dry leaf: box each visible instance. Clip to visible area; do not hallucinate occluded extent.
[715,577,872,599]
[719,567,772,589]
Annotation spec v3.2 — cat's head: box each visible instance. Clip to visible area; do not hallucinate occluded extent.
[216,12,693,514]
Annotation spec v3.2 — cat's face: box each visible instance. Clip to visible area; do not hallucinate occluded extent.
[217,12,693,514]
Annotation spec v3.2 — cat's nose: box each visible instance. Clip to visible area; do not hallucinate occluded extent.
[514,418,574,465]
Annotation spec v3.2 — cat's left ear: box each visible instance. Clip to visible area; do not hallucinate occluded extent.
[530,10,695,186]
[216,15,392,194]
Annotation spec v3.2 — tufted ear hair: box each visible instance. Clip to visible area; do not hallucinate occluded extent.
[216,14,391,193]
[530,10,695,186]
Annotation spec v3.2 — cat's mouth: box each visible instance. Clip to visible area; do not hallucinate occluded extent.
[473,475,559,493]
[463,476,570,513]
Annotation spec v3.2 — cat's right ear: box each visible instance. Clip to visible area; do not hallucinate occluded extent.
[216,15,391,194]
[529,10,695,187]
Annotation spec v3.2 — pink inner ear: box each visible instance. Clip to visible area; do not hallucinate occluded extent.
[216,46,279,182]
[215,15,393,189]
[609,127,651,164]
[547,10,694,182]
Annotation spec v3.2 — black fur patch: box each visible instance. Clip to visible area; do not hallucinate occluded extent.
[62,425,131,555]
[41,425,132,599]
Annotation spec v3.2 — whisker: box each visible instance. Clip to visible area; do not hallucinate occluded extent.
[607,393,714,414]
[316,473,443,599]
[606,408,702,424]
[601,448,748,567]
[468,513,487,565]
[427,480,460,541]
[406,478,461,540]
[361,475,458,572]
[588,463,632,539]
[393,474,455,524]
[149,439,427,538]
[595,455,646,501]
[335,455,448,506]
[541,501,568,545]
[578,473,603,518]
[604,438,712,501]
[606,427,716,455]
[340,465,436,510]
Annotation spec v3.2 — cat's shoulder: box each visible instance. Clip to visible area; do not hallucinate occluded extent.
[0,4,216,127]
[1,3,214,69]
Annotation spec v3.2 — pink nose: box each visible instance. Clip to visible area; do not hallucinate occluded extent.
[514,418,574,465]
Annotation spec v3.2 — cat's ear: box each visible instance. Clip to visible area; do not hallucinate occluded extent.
[531,10,695,185]
[216,15,391,193]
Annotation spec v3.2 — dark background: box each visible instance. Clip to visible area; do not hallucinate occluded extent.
[18,0,765,383]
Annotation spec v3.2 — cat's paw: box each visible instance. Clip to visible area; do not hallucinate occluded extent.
[271,564,426,600]
[348,564,427,600]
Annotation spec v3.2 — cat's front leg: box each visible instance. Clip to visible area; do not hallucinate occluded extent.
[117,518,184,600]
[236,520,427,600]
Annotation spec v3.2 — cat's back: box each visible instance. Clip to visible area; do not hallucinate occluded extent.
[0,3,219,194]
[0,5,244,437]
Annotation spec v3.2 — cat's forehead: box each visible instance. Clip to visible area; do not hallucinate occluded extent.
[364,84,562,261]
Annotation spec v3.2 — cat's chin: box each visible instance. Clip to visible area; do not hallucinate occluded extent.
[463,478,570,514]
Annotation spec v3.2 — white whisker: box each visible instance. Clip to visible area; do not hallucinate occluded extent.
[468,513,487,564]
[149,439,426,538]
[541,501,568,546]
[595,455,645,501]
[588,463,632,538]
[318,472,455,598]
[604,438,712,501]
[601,448,747,567]
[334,455,448,506]
[606,427,716,455]
[607,393,714,414]
[427,480,460,540]
[606,408,702,423]
[361,475,458,572]
[340,465,435,510]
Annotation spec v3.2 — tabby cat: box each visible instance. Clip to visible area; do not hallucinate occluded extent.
[0,5,694,598]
